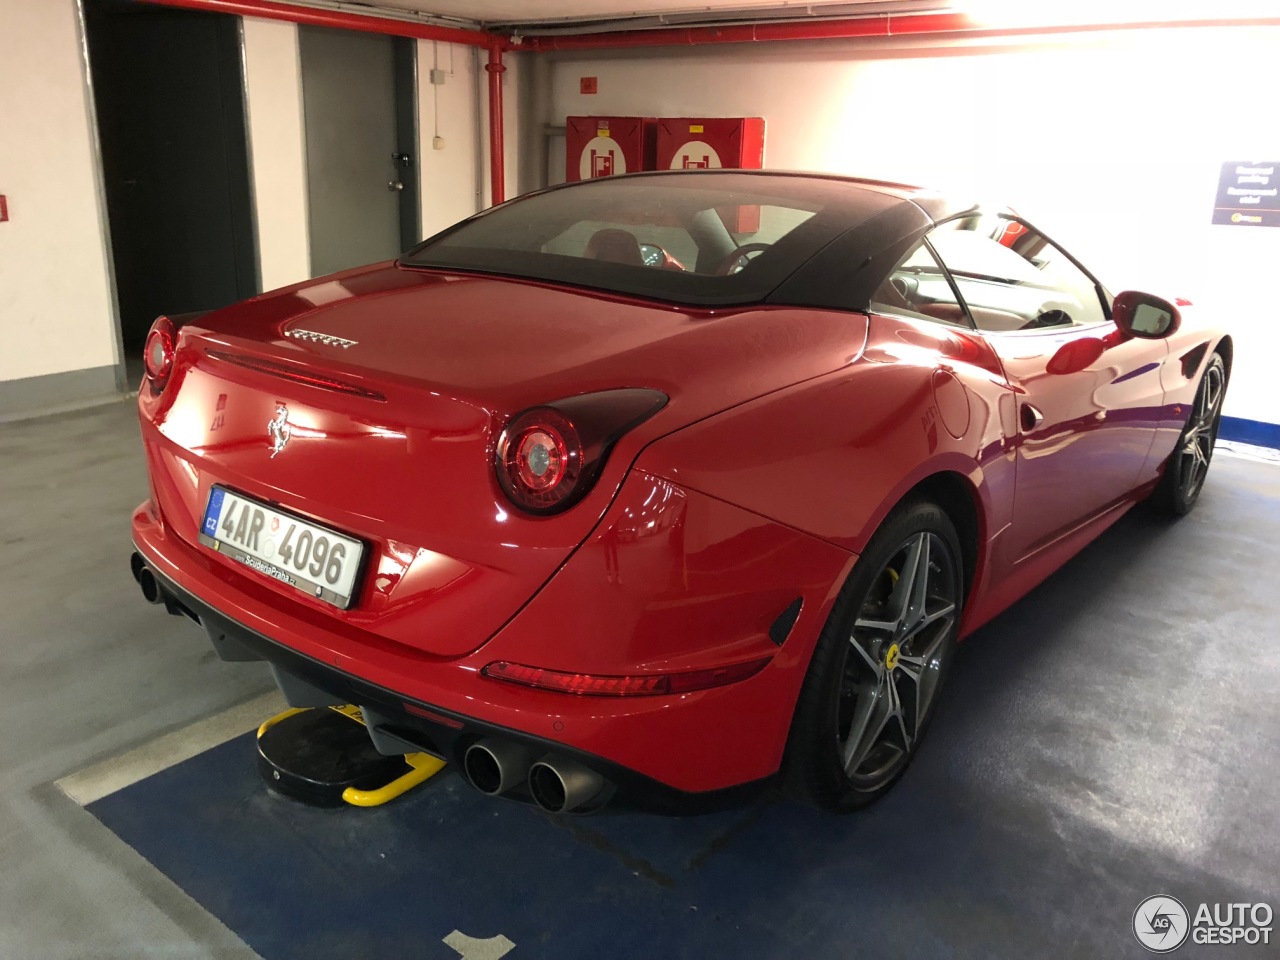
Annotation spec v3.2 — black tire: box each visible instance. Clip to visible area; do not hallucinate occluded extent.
[1151,353,1227,516]
[783,499,964,812]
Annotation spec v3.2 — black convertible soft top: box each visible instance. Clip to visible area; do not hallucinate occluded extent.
[400,170,975,310]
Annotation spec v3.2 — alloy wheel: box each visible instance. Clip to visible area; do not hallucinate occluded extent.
[838,531,960,789]
[1177,359,1225,503]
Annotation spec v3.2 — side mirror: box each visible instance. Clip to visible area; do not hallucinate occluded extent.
[639,243,668,268]
[1112,290,1181,340]
[638,243,687,272]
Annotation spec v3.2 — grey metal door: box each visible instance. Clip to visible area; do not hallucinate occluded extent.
[299,26,417,277]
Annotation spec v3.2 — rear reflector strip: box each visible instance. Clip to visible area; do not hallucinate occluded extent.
[403,702,465,729]
[481,657,772,697]
[207,350,386,401]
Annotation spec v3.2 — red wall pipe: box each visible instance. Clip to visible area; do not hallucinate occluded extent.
[139,0,493,47]
[486,46,507,205]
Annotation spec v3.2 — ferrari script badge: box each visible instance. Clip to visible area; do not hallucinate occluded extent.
[286,328,357,349]
[268,404,291,458]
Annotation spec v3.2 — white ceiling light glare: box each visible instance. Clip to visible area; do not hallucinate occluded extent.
[960,0,1279,28]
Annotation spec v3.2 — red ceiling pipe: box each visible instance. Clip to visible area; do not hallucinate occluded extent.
[486,45,507,205]
[138,0,494,47]
[522,16,892,50]
[518,11,1280,51]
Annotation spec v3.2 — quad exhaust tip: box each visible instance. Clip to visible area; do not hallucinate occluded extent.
[463,739,610,813]
[131,552,162,604]
[528,755,607,814]
[463,739,536,797]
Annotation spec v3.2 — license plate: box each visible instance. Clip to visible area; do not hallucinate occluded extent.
[198,486,364,609]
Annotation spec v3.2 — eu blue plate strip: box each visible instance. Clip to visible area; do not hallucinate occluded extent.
[1219,415,1280,449]
[201,487,224,537]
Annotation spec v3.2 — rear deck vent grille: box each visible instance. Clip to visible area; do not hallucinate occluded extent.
[207,350,386,401]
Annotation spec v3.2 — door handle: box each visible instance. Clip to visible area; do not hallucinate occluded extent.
[1021,403,1044,432]
[387,180,404,192]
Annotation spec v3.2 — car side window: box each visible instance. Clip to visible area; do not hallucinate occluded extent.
[870,240,973,329]
[925,217,1108,332]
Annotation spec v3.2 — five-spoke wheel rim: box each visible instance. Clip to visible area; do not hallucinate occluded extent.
[838,531,959,789]
[1178,361,1224,502]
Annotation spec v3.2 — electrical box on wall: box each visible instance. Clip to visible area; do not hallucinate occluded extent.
[655,117,766,171]
[565,116,657,182]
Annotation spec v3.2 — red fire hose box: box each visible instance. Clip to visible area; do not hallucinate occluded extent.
[655,117,766,171]
[565,116,657,181]
[657,117,766,231]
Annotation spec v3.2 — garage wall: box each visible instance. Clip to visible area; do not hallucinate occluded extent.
[238,28,518,275]
[431,43,523,226]
[538,26,1280,428]
[241,17,310,292]
[243,26,499,285]
[418,39,483,236]
[1,10,501,417]
[0,0,120,412]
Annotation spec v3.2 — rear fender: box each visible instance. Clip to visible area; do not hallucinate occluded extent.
[479,471,857,781]
[635,327,1018,632]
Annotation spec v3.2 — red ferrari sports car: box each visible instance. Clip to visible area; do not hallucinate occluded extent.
[130,170,1230,813]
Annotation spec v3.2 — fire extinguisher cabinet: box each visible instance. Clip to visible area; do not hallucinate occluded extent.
[565,116,657,182]
[655,117,766,171]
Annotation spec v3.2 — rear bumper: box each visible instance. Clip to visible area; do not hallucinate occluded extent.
[139,559,760,812]
[131,487,854,797]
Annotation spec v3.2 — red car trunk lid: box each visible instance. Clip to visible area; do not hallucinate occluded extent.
[140,262,866,659]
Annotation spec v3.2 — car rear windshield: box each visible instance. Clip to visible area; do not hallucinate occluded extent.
[399,173,873,306]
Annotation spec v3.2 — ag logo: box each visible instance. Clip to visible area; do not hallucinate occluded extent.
[1134,895,1190,953]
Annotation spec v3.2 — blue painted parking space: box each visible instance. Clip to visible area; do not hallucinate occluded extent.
[89,725,984,960]
[87,510,1276,959]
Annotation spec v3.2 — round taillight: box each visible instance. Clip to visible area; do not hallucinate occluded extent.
[496,408,582,514]
[514,427,568,491]
[143,316,176,390]
[494,390,669,517]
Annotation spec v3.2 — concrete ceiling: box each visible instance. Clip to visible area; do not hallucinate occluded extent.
[370,0,905,28]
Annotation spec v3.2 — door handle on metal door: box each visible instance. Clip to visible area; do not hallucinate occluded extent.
[1021,403,1044,432]
[387,180,404,192]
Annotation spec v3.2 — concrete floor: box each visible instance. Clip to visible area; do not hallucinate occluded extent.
[0,400,269,959]
[1,399,1278,958]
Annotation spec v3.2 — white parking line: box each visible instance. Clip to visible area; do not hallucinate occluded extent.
[1218,440,1280,463]
[444,931,517,959]
[57,690,286,806]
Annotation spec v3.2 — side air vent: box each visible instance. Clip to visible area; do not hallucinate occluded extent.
[207,350,386,401]
[768,597,804,646]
